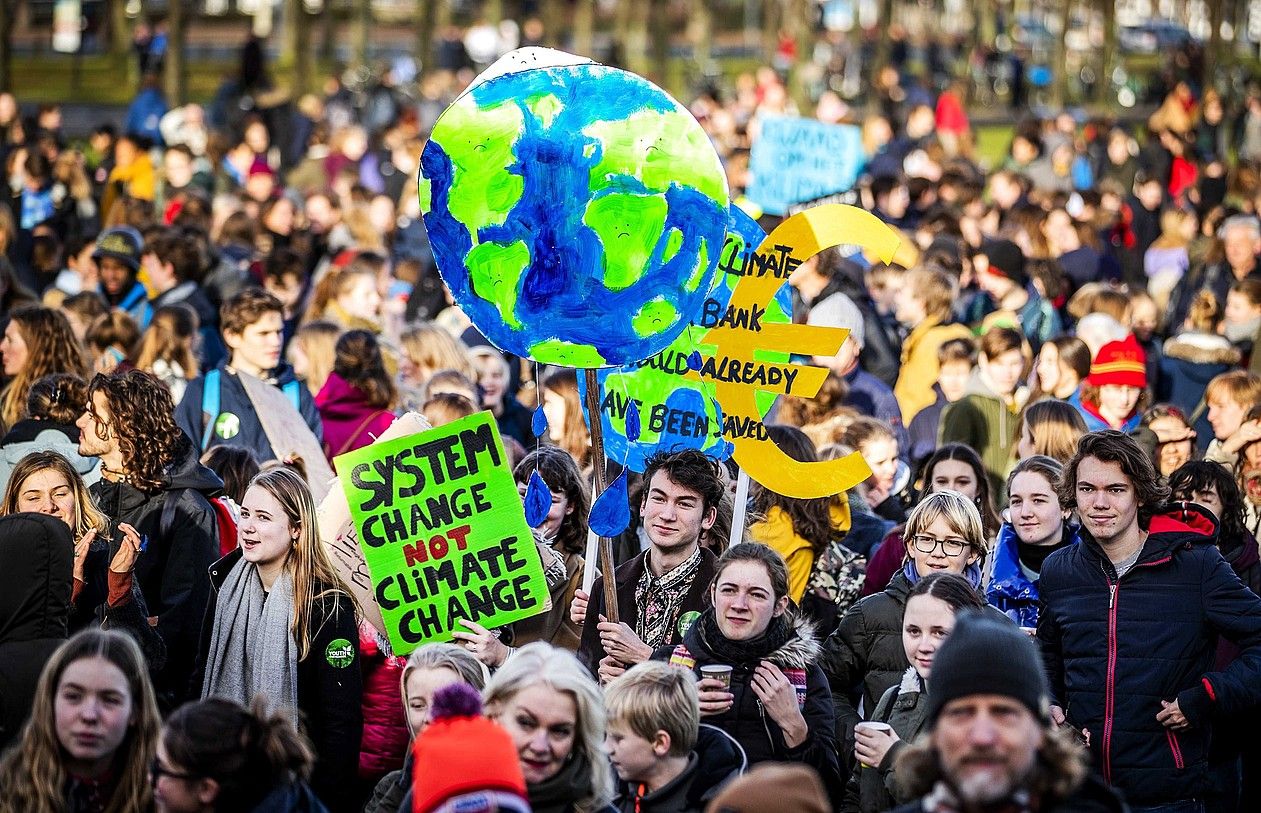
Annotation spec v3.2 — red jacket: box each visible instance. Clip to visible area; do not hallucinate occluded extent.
[357,623,409,781]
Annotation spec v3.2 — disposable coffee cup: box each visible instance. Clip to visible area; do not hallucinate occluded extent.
[854,721,893,768]
[700,664,733,689]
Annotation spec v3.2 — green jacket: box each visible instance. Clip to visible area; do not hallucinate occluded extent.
[840,668,931,813]
[938,374,1025,499]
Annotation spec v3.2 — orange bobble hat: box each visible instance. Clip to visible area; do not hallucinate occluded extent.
[411,683,529,813]
[1085,334,1147,390]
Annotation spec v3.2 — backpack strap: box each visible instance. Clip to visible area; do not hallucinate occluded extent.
[200,369,221,450]
[282,379,300,411]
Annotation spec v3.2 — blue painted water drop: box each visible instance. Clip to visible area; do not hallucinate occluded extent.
[687,351,703,371]
[589,469,631,538]
[532,405,548,438]
[523,471,552,528]
[626,400,641,443]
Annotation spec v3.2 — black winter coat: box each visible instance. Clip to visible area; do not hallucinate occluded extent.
[821,570,1009,773]
[174,361,323,459]
[196,549,364,813]
[611,725,746,813]
[0,514,71,749]
[578,548,718,675]
[89,435,222,709]
[1038,505,1261,806]
[651,615,841,801]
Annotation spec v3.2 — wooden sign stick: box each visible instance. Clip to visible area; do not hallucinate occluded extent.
[583,367,620,624]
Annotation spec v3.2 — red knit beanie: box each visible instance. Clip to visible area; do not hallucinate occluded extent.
[1086,334,1147,389]
[411,683,528,813]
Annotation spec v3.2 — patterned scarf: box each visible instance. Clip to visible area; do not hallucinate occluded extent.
[634,546,703,649]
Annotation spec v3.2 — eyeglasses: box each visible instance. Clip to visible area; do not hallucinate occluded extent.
[150,757,200,787]
[911,534,968,557]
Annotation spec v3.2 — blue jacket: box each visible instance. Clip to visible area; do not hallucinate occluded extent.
[175,362,322,460]
[985,523,1079,629]
[1037,506,1261,805]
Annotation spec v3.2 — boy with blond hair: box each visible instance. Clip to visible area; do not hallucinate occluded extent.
[605,661,745,813]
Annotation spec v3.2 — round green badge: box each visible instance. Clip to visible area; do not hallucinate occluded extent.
[325,638,355,669]
[678,611,701,637]
[214,412,241,439]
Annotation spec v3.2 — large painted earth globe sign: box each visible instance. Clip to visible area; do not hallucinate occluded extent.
[418,48,730,367]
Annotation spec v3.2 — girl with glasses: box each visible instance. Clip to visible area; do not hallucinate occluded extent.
[821,491,997,776]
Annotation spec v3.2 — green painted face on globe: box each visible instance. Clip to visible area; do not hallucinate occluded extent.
[419,55,729,367]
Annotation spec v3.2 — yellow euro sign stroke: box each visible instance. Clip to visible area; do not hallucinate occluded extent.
[696,204,901,499]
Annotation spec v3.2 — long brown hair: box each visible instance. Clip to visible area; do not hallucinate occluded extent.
[1,306,88,430]
[0,630,161,813]
[131,304,200,380]
[247,467,357,660]
[333,329,396,408]
[541,368,590,467]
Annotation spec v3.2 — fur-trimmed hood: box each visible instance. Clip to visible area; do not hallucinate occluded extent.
[1162,331,1241,365]
[766,614,823,670]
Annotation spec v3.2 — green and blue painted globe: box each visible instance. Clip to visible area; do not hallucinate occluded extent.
[419,56,729,367]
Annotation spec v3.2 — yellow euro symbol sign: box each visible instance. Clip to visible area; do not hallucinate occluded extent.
[695,204,901,498]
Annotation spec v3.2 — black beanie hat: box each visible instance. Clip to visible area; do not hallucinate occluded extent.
[925,611,1050,724]
[979,238,1029,288]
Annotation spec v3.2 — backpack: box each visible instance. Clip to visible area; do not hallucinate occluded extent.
[804,538,867,611]
[161,487,239,558]
[200,368,301,450]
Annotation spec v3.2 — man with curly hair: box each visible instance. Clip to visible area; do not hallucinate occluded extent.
[78,368,222,709]
[1039,430,1261,812]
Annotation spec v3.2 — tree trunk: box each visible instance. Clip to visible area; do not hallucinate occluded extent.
[417,0,436,72]
[624,0,651,77]
[650,0,671,87]
[873,0,895,80]
[286,0,313,97]
[785,0,813,110]
[0,0,11,93]
[165,0,187,104]
[1051,0,1071,109]
[540,0,565,48]
[761,0,779,62]
[352,0,371,70]
[688,0,712,74]
[573,0,595,57]
[109,0,130,57]
[1099,0,1116,103]
[1205,0,1223,90]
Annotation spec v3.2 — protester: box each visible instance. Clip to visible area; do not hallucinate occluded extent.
[1016,399,1089,463]
[0,305,88,433]
[843,572,983,813]
[1076,334,1148,432]
[471,346,533,445]
[987,455,1077,628]
[176,288,323,459]
[131,304,201,405]
[890,613,1124,813]
[91,226,150,326]
[653,543,840,799]
[577,449,722,680]
[153,697,326,812]
[1142,404,1198,477]
[1039,430,1261,810]
[483,641,614,813]
[315,329,396,461]
[541,369,591,469]
[0,629,162,813]
[841,417,906,523]
[604,661,745,813]
[364,643,487,813]
[1032,336,1092,403]
[893,266,973,425]
[79,369,222,707]
[822,490,993,772]
[0,373,99,491]
[196,467,362,810]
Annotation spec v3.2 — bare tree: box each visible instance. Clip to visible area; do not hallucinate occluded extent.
[573,0,595,57]
[165,0,187,104]
[0,0,12,92]
[1051,0,1072,109]
[352,0,372,71]
[1205,0,1224,88]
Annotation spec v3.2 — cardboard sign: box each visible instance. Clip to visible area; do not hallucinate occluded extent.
[334,411,549,655]
[237,370,335,503]
[693,204,899,498]
[746,116,864,216]
[318,412,434,636]
[579,205,791,471]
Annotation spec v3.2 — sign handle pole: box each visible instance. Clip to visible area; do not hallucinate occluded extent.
[583,367,620,624]
[729,468,750,550]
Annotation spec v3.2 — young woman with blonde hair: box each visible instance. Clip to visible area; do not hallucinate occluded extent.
[196,466,362,810]
[0,629,161,813]
[287,320,340,399]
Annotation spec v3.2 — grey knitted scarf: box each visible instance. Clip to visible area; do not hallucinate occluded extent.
[201,558,299,714]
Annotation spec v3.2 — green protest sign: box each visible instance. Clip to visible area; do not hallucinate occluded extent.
[334,411,549,655]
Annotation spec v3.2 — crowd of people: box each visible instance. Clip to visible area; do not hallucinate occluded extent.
[3,28,1261,813]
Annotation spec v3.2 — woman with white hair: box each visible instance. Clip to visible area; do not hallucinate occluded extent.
[483,642,614,813]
